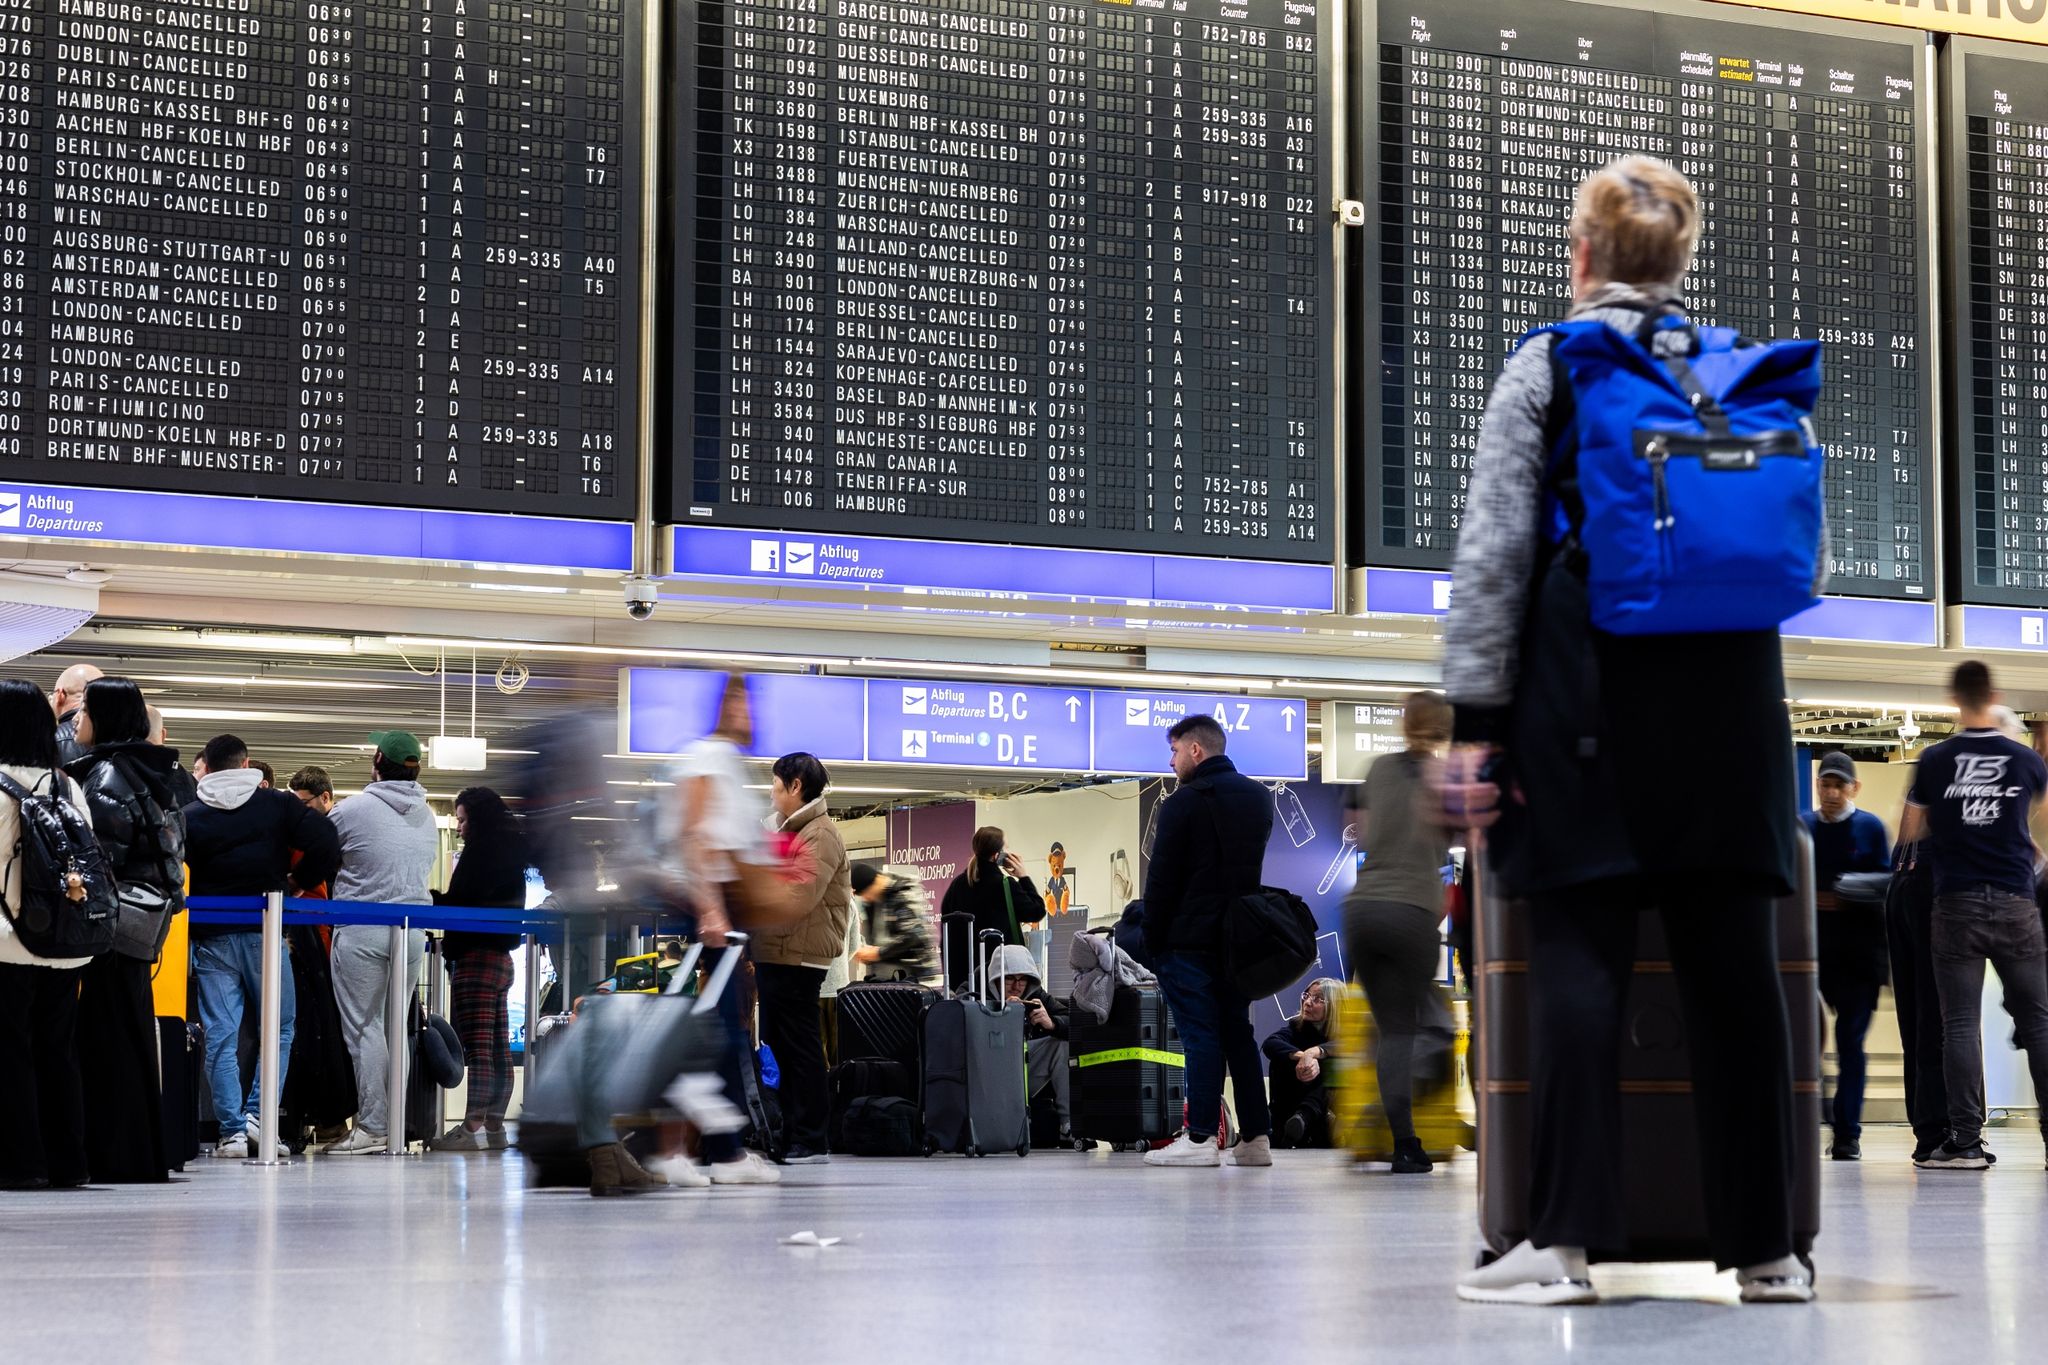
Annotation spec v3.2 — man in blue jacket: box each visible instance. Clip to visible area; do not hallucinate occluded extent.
[1801,751,1892,1161]
[1142,715,1276,1169]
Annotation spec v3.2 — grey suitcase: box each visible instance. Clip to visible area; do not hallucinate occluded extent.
[922,925,1030,1157]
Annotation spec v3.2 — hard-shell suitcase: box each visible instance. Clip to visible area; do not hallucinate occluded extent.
[158,1015,199,1169]
[836,980,934,1080]
[922,925,1029,1157]
[1475,828,1820,1259]
[1068,983,1183,1149]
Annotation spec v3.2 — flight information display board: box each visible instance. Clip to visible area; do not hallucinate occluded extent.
[3,0,640,518]
[1948,44,2048,607]
[1362,0,1935,600]
[670,0,1338,564]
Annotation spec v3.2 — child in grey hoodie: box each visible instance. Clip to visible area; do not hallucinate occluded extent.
[326,732,441,1154]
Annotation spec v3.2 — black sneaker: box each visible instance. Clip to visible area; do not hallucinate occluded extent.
[1283,1113,1308,1148]
[1390,1137,1433,1174]
[1915,1140,1989,1170]
[781,1146,831,1166]
[1829,1138,1861,1161]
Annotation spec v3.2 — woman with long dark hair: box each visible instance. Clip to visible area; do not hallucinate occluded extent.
[67,676,185,1183]
[431,786,528,1151]
[0,677,95,1188]
[938,827,1042,991]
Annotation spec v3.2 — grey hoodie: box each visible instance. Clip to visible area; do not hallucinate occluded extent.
[329,780,438,905]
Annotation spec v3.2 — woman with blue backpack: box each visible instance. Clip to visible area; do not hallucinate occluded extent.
[1444,157,1817,1306]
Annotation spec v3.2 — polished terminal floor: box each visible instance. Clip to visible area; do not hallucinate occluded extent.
[1,1128,2039,1363]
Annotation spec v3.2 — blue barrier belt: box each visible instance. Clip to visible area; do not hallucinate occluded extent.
[185,896,564,935]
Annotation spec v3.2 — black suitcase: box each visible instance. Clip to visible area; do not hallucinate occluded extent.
[922,925,1029,1157]
[159,1016,200,1170]
[1476,827,1820,1259]
[1069,984,1184,1149]
[836,980,935,1079]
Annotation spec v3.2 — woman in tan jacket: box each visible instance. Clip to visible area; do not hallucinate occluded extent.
[754,751,851,1165]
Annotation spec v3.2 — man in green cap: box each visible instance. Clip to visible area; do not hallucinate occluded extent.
[326,731,439,1155]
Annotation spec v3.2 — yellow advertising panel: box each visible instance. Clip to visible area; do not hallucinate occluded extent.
[1710,0,2048,46]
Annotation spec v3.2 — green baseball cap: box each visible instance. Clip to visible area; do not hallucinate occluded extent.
[367,730,424,767]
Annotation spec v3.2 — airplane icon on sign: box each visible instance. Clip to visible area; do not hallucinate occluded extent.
[902,730,928,758]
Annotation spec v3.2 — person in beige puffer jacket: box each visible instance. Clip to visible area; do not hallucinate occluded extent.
[752,752,850,1164]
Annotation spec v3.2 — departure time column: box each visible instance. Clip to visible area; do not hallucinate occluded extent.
[1044,6,1089,534]
[298,0,355,486]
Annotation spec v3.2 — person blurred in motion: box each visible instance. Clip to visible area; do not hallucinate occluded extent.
[1899,661,2048,1172]
[655,675,781,1187]
[49,663,102,766]
[184,733,340,1161]
[939,827,1042,992]
[1345,692,1459,1175]
[754,751,851,1166]
[325,732,437,1155]
[432,786,529,1152]
[1802,751,1891,1161]
[1263,978,1340,1151]
[0,678,95,1188]
[1444,157,1810,1304]
[1142,714,1276,1170]
[850,863,938,984]
[991,943,1071,1144]
[67,677,187,1183]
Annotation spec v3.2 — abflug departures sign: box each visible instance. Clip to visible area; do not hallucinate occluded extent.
[1947,43,2048,608]
[12,0,640,518]
[1360,0,1936,602]
[669,0,1338,564]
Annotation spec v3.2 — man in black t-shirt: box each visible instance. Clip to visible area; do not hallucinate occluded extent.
[1902,661,2048,1171]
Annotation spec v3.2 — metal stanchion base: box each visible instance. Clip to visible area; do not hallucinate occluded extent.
[243,1157,296,1168]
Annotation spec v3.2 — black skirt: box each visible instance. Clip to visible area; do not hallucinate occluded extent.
[1492,554,1797,902]
[77,954,169,1183]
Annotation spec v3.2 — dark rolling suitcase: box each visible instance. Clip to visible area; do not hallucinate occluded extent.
[1069,984,1184,1150]
[836,980,934,1080]
[922,926,1030,1157]
[1475,827,1820,1259]
[159,1016,200,1170]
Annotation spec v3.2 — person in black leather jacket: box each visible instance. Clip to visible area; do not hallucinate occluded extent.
[66,677,188,1183]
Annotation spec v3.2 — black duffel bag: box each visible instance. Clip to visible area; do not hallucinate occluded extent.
[838,1095,923,1156]
[1223,885,1319,999]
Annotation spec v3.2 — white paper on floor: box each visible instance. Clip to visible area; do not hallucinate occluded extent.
[781,1231,842,1248]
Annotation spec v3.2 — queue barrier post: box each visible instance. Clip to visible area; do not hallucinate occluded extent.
[385,919,409,1156]
[523,933,542,1082]
[247,889,289,1168]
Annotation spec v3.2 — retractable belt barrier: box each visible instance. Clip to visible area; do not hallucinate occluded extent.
[185,895,564,1167]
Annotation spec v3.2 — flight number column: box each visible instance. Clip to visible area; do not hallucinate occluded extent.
[0,0,32,464]
[727,0,824,514]
[298,1,355,485]
[1044,6,1090,534]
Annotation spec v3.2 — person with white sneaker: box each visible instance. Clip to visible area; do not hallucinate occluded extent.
[326,733,439,1156]
[1140,715,1276,1170]
[1442,157,1811,1305]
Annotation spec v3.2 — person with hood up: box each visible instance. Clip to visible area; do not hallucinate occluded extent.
[1263,978,1342,1150]
[183,733,341,1160]
[325,732,440,1155]
[993,943,1071,1144]
[67,677,188,1183]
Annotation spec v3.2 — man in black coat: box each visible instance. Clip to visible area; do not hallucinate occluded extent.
[1141,714,1276,1169]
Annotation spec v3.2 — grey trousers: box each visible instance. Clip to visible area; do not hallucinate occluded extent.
[332,925,427,1134]
[1027,1033,1070,1125]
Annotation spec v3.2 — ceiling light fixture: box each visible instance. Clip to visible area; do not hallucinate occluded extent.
[848,658,1279,691]
[1791,697,1961,714]
[378,635,850,669]
[132,674,398,691]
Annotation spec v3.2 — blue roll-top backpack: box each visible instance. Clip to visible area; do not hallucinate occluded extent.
[1525,307,1827,636]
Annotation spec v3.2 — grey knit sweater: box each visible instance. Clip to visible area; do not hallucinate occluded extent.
[1441,284,1827,724]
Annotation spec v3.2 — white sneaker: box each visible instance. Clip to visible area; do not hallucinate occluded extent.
[1737,1254,1816,1304]
[214,1133,250,1160]
[647,1154,713,1188]
[1457,1241,1596,1306]
[430,1123,489,1153]
[323,1127,389,1156]
[707,1150,782,1185]
[1227,1135,1272,1167]
[1144,1132,1222,1167]
[240,1118,290,1159]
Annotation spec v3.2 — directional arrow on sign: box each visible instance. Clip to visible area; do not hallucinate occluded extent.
[1065,695,1081,721]
[1283,706,1298,732]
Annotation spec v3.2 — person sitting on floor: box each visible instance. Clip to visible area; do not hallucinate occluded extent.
[1263,977,1342,1149]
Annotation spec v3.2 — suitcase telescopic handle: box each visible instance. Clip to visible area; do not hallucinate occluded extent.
[662,940,707,997]
[979,928,1003,1009]
[692,931,748,1016]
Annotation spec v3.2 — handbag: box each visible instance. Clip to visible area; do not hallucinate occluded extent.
[112,880,176,962]
[1198,789,1317,998]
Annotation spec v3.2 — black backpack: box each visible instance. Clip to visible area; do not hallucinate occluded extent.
[0,768,118,959]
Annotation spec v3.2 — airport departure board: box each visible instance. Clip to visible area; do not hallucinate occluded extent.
[670,0,1338,563]
[1949,44,2048,607]
[1363,0,1935,600]
[6,0,640,517]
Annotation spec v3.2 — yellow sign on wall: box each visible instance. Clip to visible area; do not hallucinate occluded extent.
[1710,0,2048,47]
